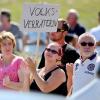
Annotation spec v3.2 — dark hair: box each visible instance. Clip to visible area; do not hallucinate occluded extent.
[58,18,69,31]
[0,10,11,22]
[62,22,69,31]
[65,34,74,43]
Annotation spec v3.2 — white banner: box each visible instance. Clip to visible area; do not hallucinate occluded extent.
[21,3,59,32]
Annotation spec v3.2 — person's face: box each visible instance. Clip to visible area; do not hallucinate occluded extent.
[44,44,61,63]
[49,21,67,42]
[49,31,64,42]
[0,38,14,56]
[72,37,78,48]
[0,15,9,25]
[79,37,96,58]
[67,13,77,26]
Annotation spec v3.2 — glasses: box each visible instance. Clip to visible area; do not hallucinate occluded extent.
[80,42,94,47]
[57,28,64,32]
[45,48,59,54]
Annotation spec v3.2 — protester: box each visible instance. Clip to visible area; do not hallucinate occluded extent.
[0,9,23,51]
[0,31,29,91]
[66,9,86,36]
[38,19,79,68]
[90,11,100,54]
[38,19,80,95]
[25,42,67,96]
[67,33,100,95]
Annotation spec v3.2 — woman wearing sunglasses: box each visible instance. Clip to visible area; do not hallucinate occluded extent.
[25,42,67,96]
[67,33,100,95]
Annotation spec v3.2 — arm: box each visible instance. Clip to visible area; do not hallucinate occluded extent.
[67,76,72,94]
[3,61,30,91]
[34,69,66,93]
[67,86,73,96]
[3,70,24,91]
[19,65,30,91]
[25,57,66,93]
[66,63,73,95]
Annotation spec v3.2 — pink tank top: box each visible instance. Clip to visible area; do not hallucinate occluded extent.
[0,56,24,89]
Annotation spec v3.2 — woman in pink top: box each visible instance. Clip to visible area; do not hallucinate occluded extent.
[0,31,29,91]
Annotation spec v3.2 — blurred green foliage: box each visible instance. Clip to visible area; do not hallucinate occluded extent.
[0,0,100,30]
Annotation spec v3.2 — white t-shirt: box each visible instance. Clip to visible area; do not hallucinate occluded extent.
[72,53,100,94]
[90,25,100,54]
[90,25,100,41]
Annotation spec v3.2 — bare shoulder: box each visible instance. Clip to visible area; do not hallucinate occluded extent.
[36,68,41,73]
[52,68,66,79]
[14,55,24,60]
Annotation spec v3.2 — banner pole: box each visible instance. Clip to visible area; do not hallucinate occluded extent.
[34,32,40,62]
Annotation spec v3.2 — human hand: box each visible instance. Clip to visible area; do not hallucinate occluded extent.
[66,63,73,77]
[20,61,30,76]
[25,57,37,73]
[3,76,10,86]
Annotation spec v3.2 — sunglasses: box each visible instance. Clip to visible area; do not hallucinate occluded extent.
[57,28,64,32]
[45,48,59,55]
[80,42,94,47]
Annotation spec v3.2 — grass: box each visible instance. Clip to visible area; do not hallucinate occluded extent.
[0,0,100,30]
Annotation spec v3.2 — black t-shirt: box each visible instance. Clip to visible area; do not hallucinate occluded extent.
[33,44,79,95]
[68,23,86,36]
[30,66,67,96]
[61,44,80,65]
[38,43,80,69]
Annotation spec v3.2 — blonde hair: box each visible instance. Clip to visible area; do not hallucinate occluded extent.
[67,9,79,19]
[0,31,16,48]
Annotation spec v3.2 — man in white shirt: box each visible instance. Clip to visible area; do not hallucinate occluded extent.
[67,33,100,95]
[90,12,100,54]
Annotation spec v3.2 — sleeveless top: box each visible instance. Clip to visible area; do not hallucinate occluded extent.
[0,56,23,89]
[30,66,68,96]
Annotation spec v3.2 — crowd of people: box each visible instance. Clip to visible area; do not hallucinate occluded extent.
[0,8,100,98]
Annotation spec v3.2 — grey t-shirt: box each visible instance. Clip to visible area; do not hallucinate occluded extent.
[0,23,23,39]
[0,23,23,51]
